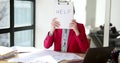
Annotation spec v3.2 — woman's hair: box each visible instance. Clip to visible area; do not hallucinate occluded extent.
[73,6,75,14]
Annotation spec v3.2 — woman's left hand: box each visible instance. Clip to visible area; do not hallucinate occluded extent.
[69,19,80,36]
[69,19,78,31]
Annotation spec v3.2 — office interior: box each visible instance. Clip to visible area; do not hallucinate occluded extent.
[0,0,120,51]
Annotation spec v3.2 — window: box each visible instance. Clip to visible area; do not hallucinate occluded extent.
[0,33,10,46]
[14,0,33,27]
[0,0,10,47]
[0,0,35,47]
[0,0,10,29]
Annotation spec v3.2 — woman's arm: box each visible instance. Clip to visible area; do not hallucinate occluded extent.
[69,20,89,53]
[69,19,79,36]
[44,18,60,48]
[75,24,89,53]
[44,32,54,48]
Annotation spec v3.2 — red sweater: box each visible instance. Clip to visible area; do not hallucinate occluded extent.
[44,23,89,53]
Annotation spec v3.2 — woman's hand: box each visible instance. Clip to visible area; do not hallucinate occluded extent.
[51,18,60,29]
[69,19,80,36]
[49,18,60,36]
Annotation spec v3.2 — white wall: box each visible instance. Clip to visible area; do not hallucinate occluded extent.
[73,0,86,25]
[95,0,106,27]
[103,0,111,47]
[86,0,96,28]
[111,0,120,31]
[86,0,106,28]
[35,0,56,49]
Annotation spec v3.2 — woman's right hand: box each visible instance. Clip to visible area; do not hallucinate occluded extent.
[49,18,60,36]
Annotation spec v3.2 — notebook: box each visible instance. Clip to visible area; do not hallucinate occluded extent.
[68,47,114,63]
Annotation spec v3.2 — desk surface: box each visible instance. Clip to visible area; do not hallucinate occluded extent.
[59,54,85,63]
[0,61,16,63]
[3,52,118,63]
[0,51,85,63]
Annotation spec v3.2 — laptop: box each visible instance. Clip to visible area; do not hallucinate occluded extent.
[68,47,114,63]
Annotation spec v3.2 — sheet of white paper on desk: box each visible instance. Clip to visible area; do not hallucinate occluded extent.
[30,55,58,63]
[55,2,74,29]
[44,50,84,61]
[11,46,38,53]
[8,50,83,63]
[8,51,43,63]
[0,46,14,55]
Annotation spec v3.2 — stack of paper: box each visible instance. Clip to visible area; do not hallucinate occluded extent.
[0,46,17,60]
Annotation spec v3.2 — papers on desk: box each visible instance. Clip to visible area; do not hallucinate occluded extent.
[11,46,37,53]
[0,46,14,56]
[8,50,83,63]
[0,46,37,60]
[31,55,58,63]
[0,46,17,60]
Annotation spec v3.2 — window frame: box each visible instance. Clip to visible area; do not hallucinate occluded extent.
[0,0,35,47]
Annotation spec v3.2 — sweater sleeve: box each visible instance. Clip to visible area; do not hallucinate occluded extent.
[44,32,54,48]
[75,24,89,53]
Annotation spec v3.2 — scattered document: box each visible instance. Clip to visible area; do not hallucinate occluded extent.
[31,55,58,63]
[0,46,14,55]
[42,50,83,61]
[8,50,83,63]
[11,46,38,53]
[0,46,17,60]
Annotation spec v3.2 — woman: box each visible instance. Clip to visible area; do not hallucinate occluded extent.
[44,18,89,53]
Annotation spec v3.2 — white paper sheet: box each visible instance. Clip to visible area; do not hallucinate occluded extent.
[8,50,83,63]
[0,46,14,55]
[55,2,74,29]
[30,55,58,63]
[11,46,38,53]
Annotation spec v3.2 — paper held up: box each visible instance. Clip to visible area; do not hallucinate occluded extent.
[55,2,74,29]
